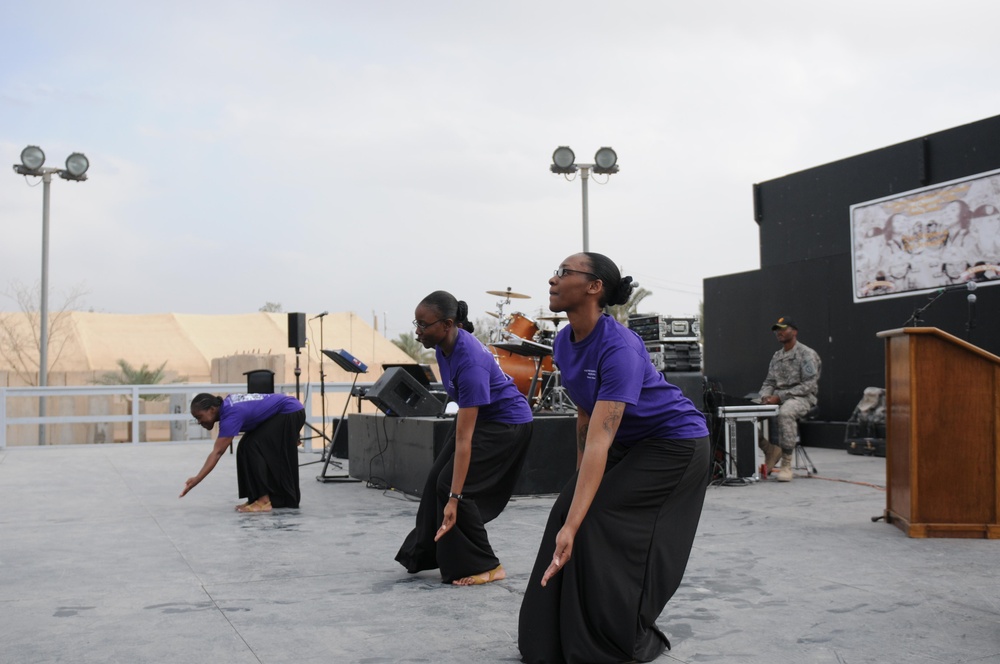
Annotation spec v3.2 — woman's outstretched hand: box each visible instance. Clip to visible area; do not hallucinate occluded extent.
[541,526,575,586]
[179,476,199,498]
[435,500,458,542]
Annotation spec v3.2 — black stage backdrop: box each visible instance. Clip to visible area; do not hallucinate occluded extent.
[705,114,1000,423]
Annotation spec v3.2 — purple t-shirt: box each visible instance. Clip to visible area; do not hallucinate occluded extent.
[436,329,533,425]
[553,314,708,443]
[218,393,304,438]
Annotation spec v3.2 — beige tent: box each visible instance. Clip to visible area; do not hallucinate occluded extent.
[0,311,420,445]
[0,311,414,386]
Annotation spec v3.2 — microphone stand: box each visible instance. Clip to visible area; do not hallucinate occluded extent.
[966,292,977,342]
[297,312,349,477]
[903,289,946,327]
[294,346,302,402]
[310,313,361,483]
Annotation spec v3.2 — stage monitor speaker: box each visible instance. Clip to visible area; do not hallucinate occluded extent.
[288,312,306,349]
[381,363,436,387]
[366,367,443,417]
[245,369,275,394]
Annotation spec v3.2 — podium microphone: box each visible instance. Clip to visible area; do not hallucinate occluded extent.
[939,281,979,294]
[966,284,978,339]
[312,311,329,319]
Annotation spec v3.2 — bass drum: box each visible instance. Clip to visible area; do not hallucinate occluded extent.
[491,346,555,398]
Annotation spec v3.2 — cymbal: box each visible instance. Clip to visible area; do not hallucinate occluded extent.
[485,311,500,318]
[536,315,568,323]
[487,289,531,299]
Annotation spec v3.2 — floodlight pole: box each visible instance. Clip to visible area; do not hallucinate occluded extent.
[580,165,591,253]
[13,147,89,445]
[551,146,617,253]
[39,171,52,445]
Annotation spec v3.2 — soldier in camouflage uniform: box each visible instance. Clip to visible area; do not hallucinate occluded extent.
[758,316,821,482]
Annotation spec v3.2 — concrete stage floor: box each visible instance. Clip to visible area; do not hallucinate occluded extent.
[2,442,999,664]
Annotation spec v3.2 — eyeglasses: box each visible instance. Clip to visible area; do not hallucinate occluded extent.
[553,267,599,280]
[412,318,444,331]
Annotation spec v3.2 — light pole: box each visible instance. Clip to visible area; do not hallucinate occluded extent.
[550,146,619,252]
[13,146,90,444]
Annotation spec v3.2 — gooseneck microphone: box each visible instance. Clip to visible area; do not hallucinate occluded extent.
[938,281,979,294]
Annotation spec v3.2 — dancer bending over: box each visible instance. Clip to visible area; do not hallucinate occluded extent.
[519,253,711,663]
[181,392,305,513]
[395,290,533,585]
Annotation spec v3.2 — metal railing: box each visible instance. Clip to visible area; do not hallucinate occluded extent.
[0,382,365,449]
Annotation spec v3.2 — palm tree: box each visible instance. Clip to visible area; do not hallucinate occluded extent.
[392,333,435,363]
[94,360,184,441]
[95,359,176,398]
[607,286,654,323]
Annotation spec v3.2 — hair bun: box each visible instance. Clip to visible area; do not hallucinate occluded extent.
[614,275,635,306]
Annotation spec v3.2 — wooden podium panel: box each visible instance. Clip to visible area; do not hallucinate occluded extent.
[879,327,1000,538]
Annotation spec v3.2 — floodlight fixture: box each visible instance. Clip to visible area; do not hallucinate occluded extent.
[550,146,578,174]
[15,145,46,175]
[60,152,90,181]
[22,145,46,169]
[593,147,619,174]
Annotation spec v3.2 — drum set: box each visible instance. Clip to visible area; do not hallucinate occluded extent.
[484,288,575,413]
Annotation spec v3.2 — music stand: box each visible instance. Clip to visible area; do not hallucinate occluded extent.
[316,349,367,483]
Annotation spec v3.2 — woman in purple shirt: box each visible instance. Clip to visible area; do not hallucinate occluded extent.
[395,291,533,586]
[519,253,711,663]
[180,392,305,513]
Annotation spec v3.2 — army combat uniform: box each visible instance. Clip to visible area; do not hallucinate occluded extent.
[759,341,821,452]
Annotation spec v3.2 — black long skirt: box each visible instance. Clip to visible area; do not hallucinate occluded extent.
[235,409,306,509]
[518,436,711,664]
[395,420,533,583]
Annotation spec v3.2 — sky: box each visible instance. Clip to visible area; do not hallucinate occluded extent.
[3,0,1000,345]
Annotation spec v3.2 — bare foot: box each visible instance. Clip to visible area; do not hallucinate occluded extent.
[236,500,272,513]
[452,564,505,586]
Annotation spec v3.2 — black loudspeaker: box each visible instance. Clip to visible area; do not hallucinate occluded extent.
[734,420,756,478]
[664,371,707,411]
[288,312,306,349]
[245,369,275,394]
[365,367,442,417]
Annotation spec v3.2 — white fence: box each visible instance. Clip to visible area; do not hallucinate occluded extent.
[0,382,364,449]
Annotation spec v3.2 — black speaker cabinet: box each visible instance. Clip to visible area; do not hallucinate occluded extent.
[366,367,443,417]
[734,420,756,478]
[664,371,706,411]
[245,369,275,394]
[288,312,306,349]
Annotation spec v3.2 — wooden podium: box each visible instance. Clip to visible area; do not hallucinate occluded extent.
[878,327,1000,538]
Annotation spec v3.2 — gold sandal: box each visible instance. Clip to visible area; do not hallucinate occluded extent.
[452,564,505,586]
[236,500,272,513]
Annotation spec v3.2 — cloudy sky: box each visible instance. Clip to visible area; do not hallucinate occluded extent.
[3,0,1000,343]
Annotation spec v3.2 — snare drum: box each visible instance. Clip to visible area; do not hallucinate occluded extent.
[503,312,538,341]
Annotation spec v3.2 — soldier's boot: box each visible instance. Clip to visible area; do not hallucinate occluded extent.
[776,451,794,482]
[759,438,782,471]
